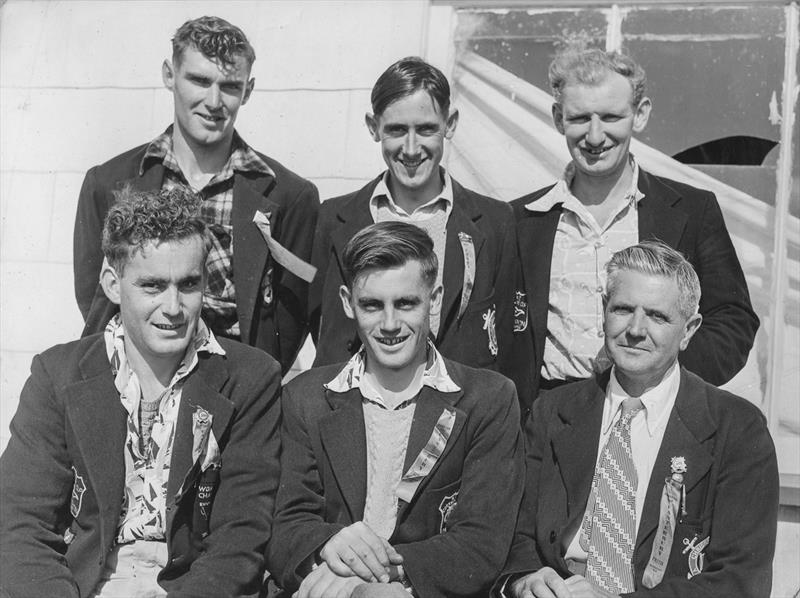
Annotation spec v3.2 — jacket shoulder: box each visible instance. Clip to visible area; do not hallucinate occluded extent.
[452,179,513,220]
[257,152,316,191]
[509,184,557,216]
[89,143,151,177]
[639,169,715,203]
[215,337,282,376]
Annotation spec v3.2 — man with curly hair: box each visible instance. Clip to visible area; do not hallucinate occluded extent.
[2,186,282,597]
[74,16,319,374]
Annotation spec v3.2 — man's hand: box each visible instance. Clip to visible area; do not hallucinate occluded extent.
[510,567,572,598]
[319,521,403,582]
[351,582,410,598]
[294,562,366,598]
[564,575,619,598]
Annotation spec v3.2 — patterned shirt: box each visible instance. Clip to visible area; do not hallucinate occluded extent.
[104,314,225,543]
[526,157,644,381]
[140,126,274,338]
[369,170,453,337]
[325,341,460,538]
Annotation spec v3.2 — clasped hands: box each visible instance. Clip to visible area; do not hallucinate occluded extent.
[293,521,406,598]
[511,567,619,598]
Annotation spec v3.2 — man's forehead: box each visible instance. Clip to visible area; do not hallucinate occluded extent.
[121,236,207,273]
[351,262,430,292]
[176,46,251,78]
[560,72,635,103]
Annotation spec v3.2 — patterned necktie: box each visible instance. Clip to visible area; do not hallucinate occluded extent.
[581,397,645,593]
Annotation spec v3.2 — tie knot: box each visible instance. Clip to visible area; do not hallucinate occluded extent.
[621,397,644,420]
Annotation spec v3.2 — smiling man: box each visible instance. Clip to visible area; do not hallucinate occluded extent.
[512,46,757,399]
[74,16,319,374]
[1,186,282,598]
[270,222,524,598]
[499,240,778,598]
[309,57,530,410]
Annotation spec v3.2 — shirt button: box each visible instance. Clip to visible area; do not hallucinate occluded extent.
[597,331,605,338]
[549,530,557,543]
[596,286,603,294]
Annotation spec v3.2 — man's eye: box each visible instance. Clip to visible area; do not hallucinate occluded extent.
[417,126,439,136]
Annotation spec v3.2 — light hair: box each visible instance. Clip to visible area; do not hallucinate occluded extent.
[342,222,438,288]
[606,240,701,319]
[549,44,647,107]
[172,16,255,69]
[102,186,210,274]
[371,56,451,117]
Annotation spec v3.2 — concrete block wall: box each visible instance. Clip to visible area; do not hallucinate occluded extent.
[0,0,435,448]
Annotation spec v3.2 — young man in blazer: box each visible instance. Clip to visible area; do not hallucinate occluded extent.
[271,222,524,598]
[512,47,757,399]
[74,16,319,374]
[309,57,530,409]
[1,187,282,598]
[501,241,777,598]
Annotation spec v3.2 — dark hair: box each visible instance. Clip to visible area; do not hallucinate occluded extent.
[371,56,451,116]
[102,185,210,274]
[342,222,438,288]
[549,45,646,106]
[606,239,701,319]
[172,16,255,69]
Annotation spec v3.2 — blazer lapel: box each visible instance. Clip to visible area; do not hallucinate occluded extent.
[167,356,234,510]
[439,184,486,335]
[551,376,607,523]
[330,182,378,258]
[232,171,278,345]
[319,388,369,522]
[635,369,715,553]
[637,169,687,248]
[517,206,561,362]
[64,338,127,541]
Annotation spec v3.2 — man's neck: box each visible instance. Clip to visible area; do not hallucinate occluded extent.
[123,337,181,400]
[570,158,634,211]
[613,362,676,398]
[387,171,445,215]
[171,123,233,189]
[367,357,427,396]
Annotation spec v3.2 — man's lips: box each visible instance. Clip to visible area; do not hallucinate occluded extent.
[196,112,224,124]
[398,157,426,169]
[376,335,409,347]
[581,145,614,157]
[154,322,185,331]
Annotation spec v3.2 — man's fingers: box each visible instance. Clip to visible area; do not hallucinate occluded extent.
[381,538,404,565]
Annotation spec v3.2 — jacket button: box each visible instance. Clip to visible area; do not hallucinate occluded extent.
[549,530,557,543]
[346,340,354,352]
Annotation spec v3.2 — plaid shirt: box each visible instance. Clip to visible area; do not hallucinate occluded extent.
[140,126,274,338]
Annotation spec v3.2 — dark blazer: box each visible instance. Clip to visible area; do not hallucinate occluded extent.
[512,168,759,397]
[503,367,778,598]
[268,359,525,598]
[309,175,532,407]
[73,138,320,373]
[0,334,282,598]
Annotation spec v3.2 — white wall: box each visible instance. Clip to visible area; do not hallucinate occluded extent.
[0,0,437,447]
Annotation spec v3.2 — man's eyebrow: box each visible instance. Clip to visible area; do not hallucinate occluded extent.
[133,275,167,286]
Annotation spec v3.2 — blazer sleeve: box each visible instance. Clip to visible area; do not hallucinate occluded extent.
[395,378,525,598]
[0,355,80,598]
[267,383,346,591]
[627,403,778,598]
[170,357,283,598]
[73,166,107,321]
[273,179,320,368]
[677,191,759,385]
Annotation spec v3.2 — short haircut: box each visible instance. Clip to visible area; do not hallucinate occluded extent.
[549,45,647,107]
[102,186,210,274]
[172,16,256,69]
[341,222,438,289]
[606,240,701,319]
[371,56,451,116]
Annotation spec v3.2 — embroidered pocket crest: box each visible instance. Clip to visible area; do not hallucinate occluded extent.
[483,306,498,357]
[70,466,86,519]
[439,491,459,533]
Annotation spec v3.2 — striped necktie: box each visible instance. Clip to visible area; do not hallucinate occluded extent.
[581,396,645,593]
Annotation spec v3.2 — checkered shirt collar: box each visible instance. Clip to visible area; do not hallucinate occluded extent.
[139,125,274,180]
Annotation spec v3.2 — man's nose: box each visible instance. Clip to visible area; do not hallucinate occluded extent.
[205,85,222,110]
[380,308,400,332]
[586,116,605,146]
[162,288,182,317]
[627,309,647,337]
[402,130,420,156]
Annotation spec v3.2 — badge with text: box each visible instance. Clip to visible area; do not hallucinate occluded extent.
[513,290,528,332]
[683,534,709,579]
[70,466,86,519]
[438,491,459,533]
[253,211,317,283]
[483,306,498,356]
[457,232,475,320]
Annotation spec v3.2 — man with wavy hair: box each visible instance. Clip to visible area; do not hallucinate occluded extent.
[74,16,319,374]
[2,186,282,597]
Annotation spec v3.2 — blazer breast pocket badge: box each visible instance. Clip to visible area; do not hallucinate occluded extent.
[70,466,86,519]
[482,306,498,357]
[683,534,710,579]
[439,491,459,534]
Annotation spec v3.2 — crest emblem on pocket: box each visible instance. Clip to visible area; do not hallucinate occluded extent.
[483,306,498,357]
[439,491,459,533]
[683,534,710,579]
[513,291,528,332]
[70,467,86,518]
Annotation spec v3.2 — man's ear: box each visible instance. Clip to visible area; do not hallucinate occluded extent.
[679,312,703,351]
[444,109,459,139]
[552,102,565,135]
[365,113,381,142]
[430,284,443,315]
[242,77,255,105]
[339,285,355,320]
[100,258,123,306]
[162,59,175,91]
[633,96,652,133]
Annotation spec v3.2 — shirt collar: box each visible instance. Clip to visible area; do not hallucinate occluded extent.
[369,168,454,219]
[324,339,461,397]
[603,360,680,437]
[103,313,226,393]
[139,125,274,180]
[525,154,645,214]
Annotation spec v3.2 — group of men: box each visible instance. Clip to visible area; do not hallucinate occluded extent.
[0,15,778,598]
